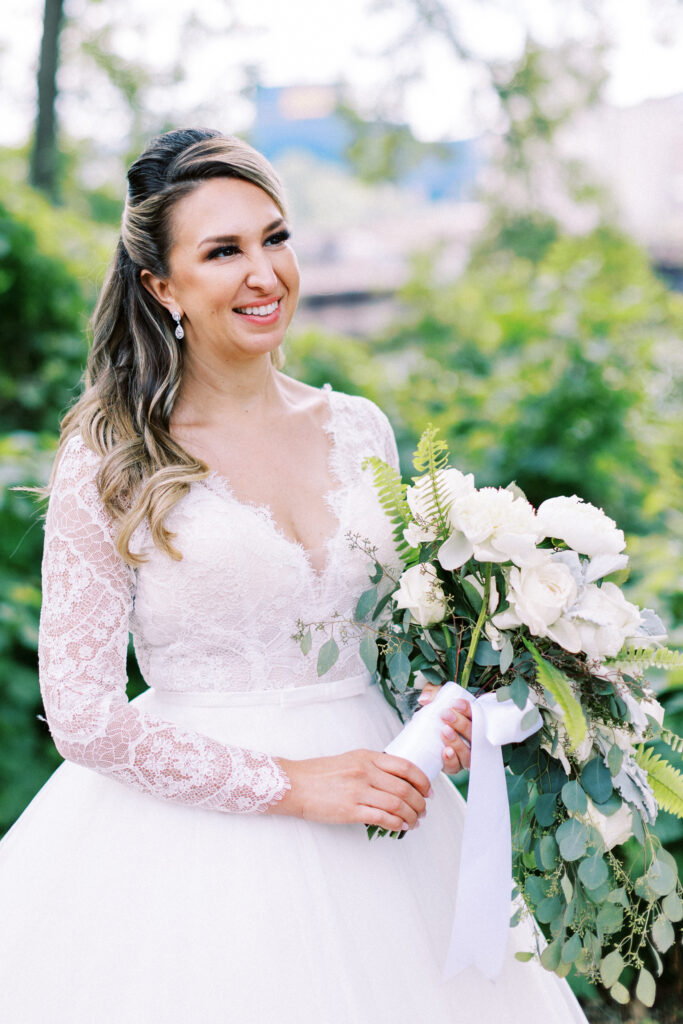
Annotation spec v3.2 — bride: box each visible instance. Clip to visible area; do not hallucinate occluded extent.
[0,128,589,1022]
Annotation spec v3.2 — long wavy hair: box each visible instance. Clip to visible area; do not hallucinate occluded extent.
[53,128,288,565]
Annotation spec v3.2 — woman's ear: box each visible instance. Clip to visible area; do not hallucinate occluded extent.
[140,269,177,315]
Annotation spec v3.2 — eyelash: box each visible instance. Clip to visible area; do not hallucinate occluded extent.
[207,229,291,260]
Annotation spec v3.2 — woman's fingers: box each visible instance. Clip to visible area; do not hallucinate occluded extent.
[375,752,431,798]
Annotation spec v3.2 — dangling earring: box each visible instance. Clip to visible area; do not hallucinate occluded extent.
[171,311,184,340]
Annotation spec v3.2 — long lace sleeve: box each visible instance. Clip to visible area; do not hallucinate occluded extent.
[38,437,290,814]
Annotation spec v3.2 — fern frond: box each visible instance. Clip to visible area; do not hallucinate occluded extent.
[411,425,452,534]
[661,730,683,755]
[635,746,683,819]
[362,456,412,556]
[523,639,588,751]
[606,647,683,673]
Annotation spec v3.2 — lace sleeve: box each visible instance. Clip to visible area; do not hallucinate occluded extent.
[38,437,290,814]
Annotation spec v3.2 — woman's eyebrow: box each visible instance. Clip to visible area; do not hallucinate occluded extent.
[197,218,285,250]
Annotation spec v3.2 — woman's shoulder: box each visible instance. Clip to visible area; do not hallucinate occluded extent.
[53,433,104,484]
[326,386,393,434]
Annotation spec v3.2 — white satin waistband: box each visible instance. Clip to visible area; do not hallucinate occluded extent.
[149,674,370,708]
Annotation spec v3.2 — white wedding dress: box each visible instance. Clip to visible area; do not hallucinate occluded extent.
[0,387,588,1023]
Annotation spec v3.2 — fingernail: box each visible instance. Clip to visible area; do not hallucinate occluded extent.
[442,710,456,723]
[417,692,432,705]
[414,819,421,829]
[402,821,411,831]
[444,746,455,759]
[442,726,456,741]
[454,700,468,711]
[428,786,434,797]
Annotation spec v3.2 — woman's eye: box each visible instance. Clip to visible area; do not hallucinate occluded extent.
[265,230,291,246]
[208,244,240,259]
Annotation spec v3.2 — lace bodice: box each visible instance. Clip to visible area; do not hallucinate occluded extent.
[38,389,400,814]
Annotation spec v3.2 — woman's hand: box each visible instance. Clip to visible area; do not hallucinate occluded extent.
[418,683,472,774]
[267,750,431,831]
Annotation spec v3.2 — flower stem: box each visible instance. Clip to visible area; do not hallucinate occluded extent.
[458,563,492,689]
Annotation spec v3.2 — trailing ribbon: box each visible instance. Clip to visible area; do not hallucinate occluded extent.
[385,680,543,981]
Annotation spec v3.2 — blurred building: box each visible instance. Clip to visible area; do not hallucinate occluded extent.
[557,92,683,289]
[249,84,683,334]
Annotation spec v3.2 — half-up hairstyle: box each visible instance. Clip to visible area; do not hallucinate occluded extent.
[54,128,288,565]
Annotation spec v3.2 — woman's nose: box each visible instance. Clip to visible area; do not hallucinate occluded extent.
[245,248,278,291]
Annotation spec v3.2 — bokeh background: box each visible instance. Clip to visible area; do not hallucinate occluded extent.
[1,1,682,1019]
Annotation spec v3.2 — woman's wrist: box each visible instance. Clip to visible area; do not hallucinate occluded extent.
[266,757,303,817]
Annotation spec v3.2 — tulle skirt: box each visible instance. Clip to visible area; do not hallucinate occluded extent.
[0,680,588,1023]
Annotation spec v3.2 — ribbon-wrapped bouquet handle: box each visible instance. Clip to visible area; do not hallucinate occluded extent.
[385,680,543,981]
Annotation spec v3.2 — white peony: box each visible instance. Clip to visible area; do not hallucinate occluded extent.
[394,563,448,627]
[404,468,475,546]
[438,487,543,571]
[536,495,625,558]
[584,797,633,850]
[493,555,581,652]
[570,582,642,661]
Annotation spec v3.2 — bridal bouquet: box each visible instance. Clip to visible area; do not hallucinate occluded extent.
[297,426,683,1004]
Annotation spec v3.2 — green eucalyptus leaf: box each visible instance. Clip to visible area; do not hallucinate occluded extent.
[662,891,683,922]
[600,950,625,988]
[606,887,629,908]
[416,637,437,662]
[647,859,677,897]
[536,893,564,924]
[635,968,656,1008]
[581,758,613,804]
[355,587,378,620]
[540,940,562,972]
[556,819,589,861]
[317,637,339,676]
[561,780,588,814]
[509,674,530,710]
[506,773,529,805]
[651,915,675,953]
[596,903,623,935]
[610,982,630,1005]
[536,835,559,870]
[514,951,534,963]
[500,639,514,675]
[578,854,609,891]
[561,933,582,964]
[300,628,312,655]
[473,639,500,666]
[631,811,645,846]
[369,561,383,584]
[607,744,623,777]
[521,708,542,731]
[534,793,558,828]
[359,635,378,674]
[388,650,411,691]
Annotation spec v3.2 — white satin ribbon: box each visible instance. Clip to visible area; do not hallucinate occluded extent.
[385,680,543,981]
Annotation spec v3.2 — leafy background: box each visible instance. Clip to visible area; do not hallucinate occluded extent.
[1,1,683,1019]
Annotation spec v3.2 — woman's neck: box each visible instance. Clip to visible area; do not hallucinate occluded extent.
[172,353,287,429]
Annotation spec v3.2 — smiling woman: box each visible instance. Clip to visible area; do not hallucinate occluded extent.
[0,128,588,1024]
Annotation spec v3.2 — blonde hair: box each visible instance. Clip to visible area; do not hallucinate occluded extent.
[54,128,288,565]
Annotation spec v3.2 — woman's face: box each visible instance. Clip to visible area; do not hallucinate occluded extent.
[147,176,299,365]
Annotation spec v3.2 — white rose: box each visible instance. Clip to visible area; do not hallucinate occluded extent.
[438,487,543,571]
[405,468,475,544]
[536,495,625,558]
[571,582,642,661]
[492,556,581,652]
[394,563,448,627]
[584,797,633,850]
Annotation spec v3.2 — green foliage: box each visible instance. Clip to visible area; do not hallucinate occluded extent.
[635,747,683,820]
[0,197,89,432]
[361,456,412,556]
[523,639,588,751]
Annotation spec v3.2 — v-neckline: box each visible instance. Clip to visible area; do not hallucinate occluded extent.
[200,385,344,579]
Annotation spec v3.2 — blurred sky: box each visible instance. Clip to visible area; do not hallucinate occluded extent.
[2,0,683,149]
